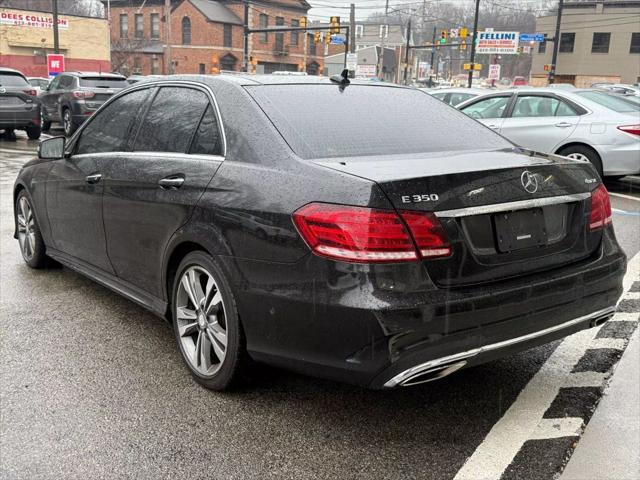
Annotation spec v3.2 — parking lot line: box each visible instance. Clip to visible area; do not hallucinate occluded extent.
[453,252,640,480]
[609,192,640,202]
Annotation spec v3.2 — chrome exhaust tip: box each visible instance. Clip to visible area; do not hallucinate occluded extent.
[399,360,468,387]
[590,312,615,328]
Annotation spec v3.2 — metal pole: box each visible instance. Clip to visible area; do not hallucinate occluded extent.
[52,0,60,54]
[165,0,172,74]
[403,18,411,84]
[343,26,349,70]
[430,26,436,77]
[243,1,249,72]
[548,0,564,84]
[378,0,389,80]
[467,0,480,88]
[349,3,356,54]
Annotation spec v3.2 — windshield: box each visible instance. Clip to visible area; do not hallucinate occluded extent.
[576,90,640,113]
[246,84,510,159]
[80,77,128,88]
[0,73,29,87]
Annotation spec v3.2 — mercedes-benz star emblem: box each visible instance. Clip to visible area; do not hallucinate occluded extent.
[0,87,6,93]
[521,171,539,194]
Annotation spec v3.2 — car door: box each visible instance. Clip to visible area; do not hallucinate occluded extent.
[459,93,513,132]
[498,93,580,153]
[101,84,224,298]
[45,87,152,273]
[40,75,62,121]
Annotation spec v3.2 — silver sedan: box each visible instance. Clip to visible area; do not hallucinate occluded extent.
[456,88,640,178]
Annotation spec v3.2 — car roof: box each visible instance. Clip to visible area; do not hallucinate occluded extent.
[425,87,487,94]
[62,71,127,79]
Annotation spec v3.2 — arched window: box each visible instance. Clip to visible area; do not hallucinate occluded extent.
[182,17,191,45]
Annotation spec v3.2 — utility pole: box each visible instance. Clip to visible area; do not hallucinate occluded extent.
[378,0,389,80]
[165,0,172,74]
[430,26,436,82]
[243,1,250,72]
[467,0,480,88]
[52,0,60,54]
[403,17,411,84]
[349,3,356,54]
[548,0,564,84]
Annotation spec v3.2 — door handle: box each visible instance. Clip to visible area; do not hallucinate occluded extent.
[159,176,185,190]
[85,173,102,184]
[555,122,573,128]
[487,124,500,129]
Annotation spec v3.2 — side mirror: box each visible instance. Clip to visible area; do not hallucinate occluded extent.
[38,136,66,160]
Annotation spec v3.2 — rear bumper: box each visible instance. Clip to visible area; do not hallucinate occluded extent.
[597,141,640,176]
[0,110,38,129]
[226,228,626,388]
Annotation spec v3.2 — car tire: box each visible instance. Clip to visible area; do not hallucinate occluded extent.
[26,124,41,140]
[15,190,48,269]
[171,251,247,391]
[62,108,77,136]
[558,145,603,179]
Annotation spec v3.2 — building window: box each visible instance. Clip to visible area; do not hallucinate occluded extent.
[220,53,237,71]
[356,24,363,38]
[538,39,546,54]
[309,34,316,56]
[259,14,268,43]
[291,19,299,46]
[150,13,160,39]
[133,57,142,73]
[630,32,640,54]
[223,24,232,48]
[119,14,128,38]
[182,17,191,45]
[379,25,388,39]
[591,32,610,53]
[559,32,575,53]
[135,13,143,39]
[275,16,284,52]
[199,63,206,74]
[151,57,160,75]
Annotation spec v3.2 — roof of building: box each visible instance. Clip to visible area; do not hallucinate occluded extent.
[189,0,243,25]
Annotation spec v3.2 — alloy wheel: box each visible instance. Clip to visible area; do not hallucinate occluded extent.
[175,266,228,377]
[63,110,71,136]
[17,197,36,261]
[566,152,589,162]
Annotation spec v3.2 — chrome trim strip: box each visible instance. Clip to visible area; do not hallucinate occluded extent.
[435,192,590,218]
[384,306,616,388]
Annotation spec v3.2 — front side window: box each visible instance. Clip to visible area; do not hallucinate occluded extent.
[59,75,74,89]
[461,95,511,119]
[449,92,476,106]
[150,13,160,39]
[135,13,143,38]
[591,32,610,53]
[134,87,210,153]
[182,17,191,45]
[119,13,128,38]
[559,33,575,53]
[630,32,640,54]
[76,88,151,155]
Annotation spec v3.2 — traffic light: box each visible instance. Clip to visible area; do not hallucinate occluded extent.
[325,32,332,45]
[459,42,467,51]
[460,27,468,38]
[300,16,307,29]
[517,46,523,55]
[314,31,321,44]
[440,29,448,45]
[330,16,340,34]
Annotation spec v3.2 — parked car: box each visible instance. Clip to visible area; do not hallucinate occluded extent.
[39,71,128,136]
[512,76,528,86]
[0,67,42,139]
[456,88,640,178]
[127,74,164,84]
[27,77,50,95]
[14,76,625,391]
[425,87,486,106]
[592,83,639,96]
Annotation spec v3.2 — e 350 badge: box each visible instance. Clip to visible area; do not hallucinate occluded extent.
[401,194,439,203]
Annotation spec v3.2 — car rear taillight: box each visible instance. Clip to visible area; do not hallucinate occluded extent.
[23,89,37,96]
[589,184,612,231]
[617,125,640,137]
[72,90,95,99]
[292,203,451,263]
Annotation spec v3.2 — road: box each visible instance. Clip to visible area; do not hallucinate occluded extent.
[1,131,638,480]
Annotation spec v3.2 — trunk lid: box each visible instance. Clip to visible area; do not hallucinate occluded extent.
[315,148,602,287]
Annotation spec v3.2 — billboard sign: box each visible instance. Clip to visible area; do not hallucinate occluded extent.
[47,54,65,77]
[0,11,69,29]
[356,64,377,78]
[477,31,519,54]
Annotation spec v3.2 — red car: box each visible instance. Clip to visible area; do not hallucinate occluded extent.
[512,76,528,86]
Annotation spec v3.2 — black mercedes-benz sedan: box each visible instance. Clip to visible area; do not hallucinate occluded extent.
[13,75,626,390]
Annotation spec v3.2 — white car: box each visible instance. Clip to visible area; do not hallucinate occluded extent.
[424,87,487,107]
[27,77,49,95]
[592,83,639,96]
[456,88,640,178]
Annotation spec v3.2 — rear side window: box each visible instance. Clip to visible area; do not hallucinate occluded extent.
[134,87,210,153]
[190,105,223,155]
[80,77,128,89]
[0,72,29,87]
[247,85,510,159]
[76,88,151,154]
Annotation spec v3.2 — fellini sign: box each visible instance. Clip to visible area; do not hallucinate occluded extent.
[0,11,70,29]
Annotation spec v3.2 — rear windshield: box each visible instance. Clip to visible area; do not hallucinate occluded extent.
[0,72,29,87]
[246,84,511,159]
[80,77,128,88]
[576,91,640,113]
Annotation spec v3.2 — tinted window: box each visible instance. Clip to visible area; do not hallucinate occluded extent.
[77,88,151,155]
[449,92,476,106]
[555,100,578,116]
[80,77,128,88]
[247,85,510,159]
[576,91,640,113]
[0,72,29,87]
[59,75,74,88]
[190,105,222,155]
[461,95,511,119]
[134,87,209,153]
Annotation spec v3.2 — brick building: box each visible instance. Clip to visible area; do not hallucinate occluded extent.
[104,0,323,76]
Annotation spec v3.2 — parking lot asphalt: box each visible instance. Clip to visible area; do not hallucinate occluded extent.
[1,132,638,479]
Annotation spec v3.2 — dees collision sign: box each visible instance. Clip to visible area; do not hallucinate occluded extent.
[0,11,69,29]
[477,31,519,54]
